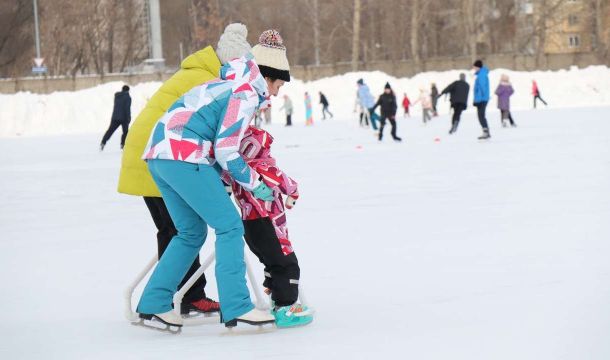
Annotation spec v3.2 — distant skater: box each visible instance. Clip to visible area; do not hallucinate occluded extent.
[355,92,369,127]
[357,79,380,130]
[305,92,313,126]
[430,83,439,116]
[532,80,548,109]
[280,95,293,126]
[372,82,402,141]
[473,59,491,140]
[495,74,516,127]
[100,85,131,150]
[413,88,433,124]
[439,73,470,134]
[319,92,333,119]
[402,93,411,118]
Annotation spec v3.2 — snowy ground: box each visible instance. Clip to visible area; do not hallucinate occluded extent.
[1,106,610,359]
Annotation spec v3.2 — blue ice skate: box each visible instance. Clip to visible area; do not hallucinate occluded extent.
[273,304,314,328]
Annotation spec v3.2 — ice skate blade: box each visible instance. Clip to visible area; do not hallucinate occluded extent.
[182,311,220,319]
[225,318,276,328]
[131,319,182,334]
[221,323,276,336]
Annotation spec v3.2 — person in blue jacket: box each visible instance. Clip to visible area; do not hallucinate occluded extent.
[473,60,491,140]
[357,79,379,130]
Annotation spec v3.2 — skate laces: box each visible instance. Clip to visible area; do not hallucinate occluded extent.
[277,303,308,317]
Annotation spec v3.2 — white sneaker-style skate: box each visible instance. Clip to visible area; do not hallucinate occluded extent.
[135,310,183,334]
[224,308,275,328]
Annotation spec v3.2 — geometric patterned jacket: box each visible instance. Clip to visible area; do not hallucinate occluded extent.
[142,53,270,191]
[222,126,299,255]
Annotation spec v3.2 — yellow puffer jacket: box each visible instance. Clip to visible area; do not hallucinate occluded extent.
[117,46,222,197]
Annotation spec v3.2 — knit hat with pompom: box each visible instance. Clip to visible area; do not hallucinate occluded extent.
[251,29,290,82]
[216,23,251,64]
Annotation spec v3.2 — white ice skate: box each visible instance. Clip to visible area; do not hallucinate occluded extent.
[133,310,183,334]
[224,308,275,328]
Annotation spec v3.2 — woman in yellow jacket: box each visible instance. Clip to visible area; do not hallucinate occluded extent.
[117,23,251,315]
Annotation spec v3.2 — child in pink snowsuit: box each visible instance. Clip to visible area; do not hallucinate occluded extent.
[222,125,302,309]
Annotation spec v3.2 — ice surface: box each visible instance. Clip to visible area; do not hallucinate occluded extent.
[1,104,609,359]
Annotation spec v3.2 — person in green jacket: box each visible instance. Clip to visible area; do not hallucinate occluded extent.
[117,23,251,315]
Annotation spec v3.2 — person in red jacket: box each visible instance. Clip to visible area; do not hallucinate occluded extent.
[402,93,411,118]
[532,80,548,109]
[221,126,312,327]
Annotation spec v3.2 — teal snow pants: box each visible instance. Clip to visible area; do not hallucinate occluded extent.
[137,159,254,322]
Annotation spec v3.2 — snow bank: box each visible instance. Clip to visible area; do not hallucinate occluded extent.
[1,66,609,137]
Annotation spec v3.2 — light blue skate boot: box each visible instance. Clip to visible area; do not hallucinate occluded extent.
[273,304,314,328]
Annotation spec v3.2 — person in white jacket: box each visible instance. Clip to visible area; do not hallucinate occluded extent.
[279,94,293,126]
[413,88,433,124]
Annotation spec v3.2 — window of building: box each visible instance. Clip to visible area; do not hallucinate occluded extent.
[568,35,581,47]
[568,14,578,25]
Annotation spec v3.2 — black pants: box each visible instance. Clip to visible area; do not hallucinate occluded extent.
[143,196,207,302]
[451,103,466,132]
[359,111,369,126]
[243,218,300,307]
[378,116,400,141]
[534,95,547,108]
[500,110,515,126]
[322,105,333,119]
[474,102,489,131]
[286,114,292,126]
[101,119,129,147]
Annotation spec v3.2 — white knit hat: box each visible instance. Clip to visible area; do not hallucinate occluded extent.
[251,30,290,82]
[216,23,251,64]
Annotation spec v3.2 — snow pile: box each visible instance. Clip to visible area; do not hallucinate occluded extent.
[1,66,610,137]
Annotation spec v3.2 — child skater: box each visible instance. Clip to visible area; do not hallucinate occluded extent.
[413,88,433,124]
[222,126,313,328]
[402,93,411,118]
[304,92,314,126]
[495,74,516,127]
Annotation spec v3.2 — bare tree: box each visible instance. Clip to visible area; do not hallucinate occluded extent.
[0,0,33,77]
[310,0,321,65]
[352,0,361,70]
[118,1,148,72]
[2,0,607,79]
[462,0,478,61]
[411,0,422,68]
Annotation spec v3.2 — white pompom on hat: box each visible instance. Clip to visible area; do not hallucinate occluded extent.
[251,29,291,82]
[216,23,251,64]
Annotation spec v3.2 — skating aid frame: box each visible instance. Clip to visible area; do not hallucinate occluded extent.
[124,251,309,327]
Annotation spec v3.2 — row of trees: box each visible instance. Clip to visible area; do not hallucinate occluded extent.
[1,0,607,78]
[1,0,148,78]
